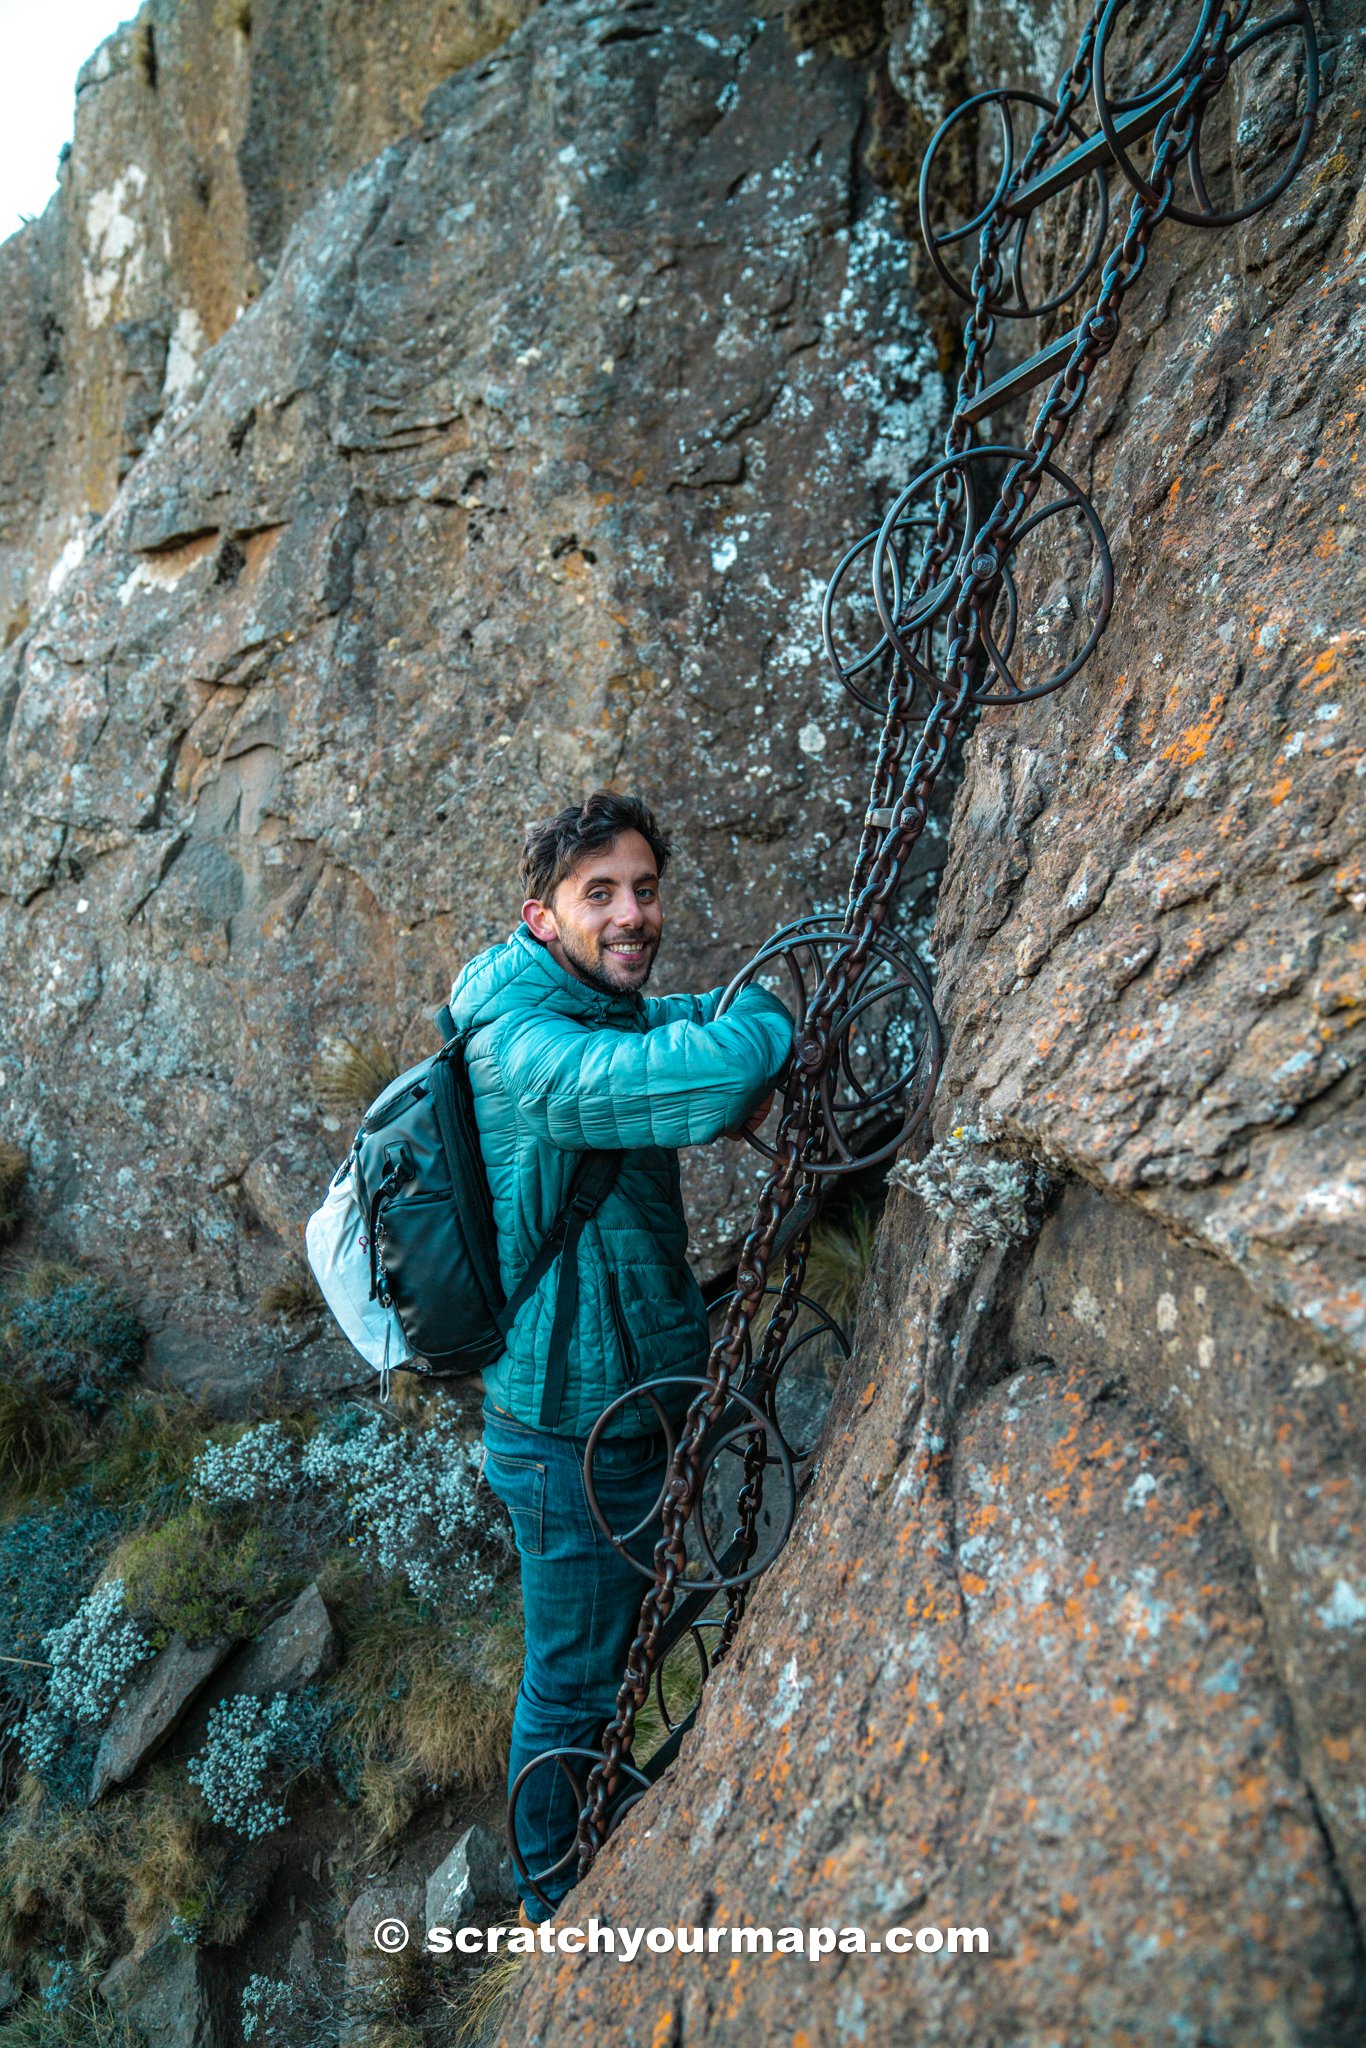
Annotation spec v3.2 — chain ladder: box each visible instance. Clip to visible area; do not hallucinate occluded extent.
[497,0,1319,1908]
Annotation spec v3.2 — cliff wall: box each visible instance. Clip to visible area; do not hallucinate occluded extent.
[0,0,946,1405]
[0,0,1361,2041]
[499,1,1366,2042]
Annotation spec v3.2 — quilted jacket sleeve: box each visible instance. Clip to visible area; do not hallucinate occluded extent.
[639,988,724,1029]
[494,985,793,1151]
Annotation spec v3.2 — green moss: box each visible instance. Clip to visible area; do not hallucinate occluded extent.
[110,1505,290,1647]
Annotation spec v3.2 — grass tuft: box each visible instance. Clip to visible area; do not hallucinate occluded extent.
[85,1391,213,1511]
[321,1561,522,1832]
[259,1261,324,1325]
[439,1946,528,2048]
[0,1768,217,1978]
[799,1203,878,1355]
[311,1034,403,1122]
[0,1378,80,1487]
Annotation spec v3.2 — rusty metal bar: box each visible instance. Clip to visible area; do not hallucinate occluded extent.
[1005,79,1185,213]
[957,325,1084,425]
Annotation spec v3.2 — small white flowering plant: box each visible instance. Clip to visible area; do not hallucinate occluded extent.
[17,1577,151,1783]
[186,1687,335,1839]
[190,1402,507,1607]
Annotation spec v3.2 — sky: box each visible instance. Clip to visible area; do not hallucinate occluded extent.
[0,0,138,241]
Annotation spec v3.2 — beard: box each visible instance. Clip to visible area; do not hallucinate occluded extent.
[555,917,659,996]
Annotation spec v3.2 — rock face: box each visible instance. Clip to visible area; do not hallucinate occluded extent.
[0,0,946,1404]
[495,4,1366,2045]
[3,0,1363,2038]
[0,0,542,631]
[99,1926,231,2048]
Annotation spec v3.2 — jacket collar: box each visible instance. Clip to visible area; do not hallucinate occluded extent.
[509,922,643,1026]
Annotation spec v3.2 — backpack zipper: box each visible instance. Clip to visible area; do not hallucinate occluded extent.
[362,1079,428,1135]
[368,1158,415,1302]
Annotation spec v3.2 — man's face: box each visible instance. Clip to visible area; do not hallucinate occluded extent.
[522,828,663,996]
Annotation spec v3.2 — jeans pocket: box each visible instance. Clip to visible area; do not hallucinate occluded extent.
[483,1447,546,1557]
[590,1431,667,1482]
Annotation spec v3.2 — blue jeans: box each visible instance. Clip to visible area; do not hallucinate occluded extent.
[481,1399,669,1921]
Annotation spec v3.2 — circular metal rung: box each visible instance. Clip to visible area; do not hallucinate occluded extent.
[581,1376,798,1590]
[714,915,942,1177]
[1094,0,1319,226]
[918,86,1110,318]
[870,444,1113,707]
[506,1746,652,1916]
[652,1617,726,1734]
[735,1285,852,1464]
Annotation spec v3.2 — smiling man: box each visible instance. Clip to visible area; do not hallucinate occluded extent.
[447,790,792,1922]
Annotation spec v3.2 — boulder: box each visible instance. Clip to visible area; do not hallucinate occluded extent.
[223,1581,337,1690]
[99,1929,231,2048]
[426,1823,515,1927]
[341,1878,424,2044]
[89,1633,233,1802]
[172,1583,338,1759]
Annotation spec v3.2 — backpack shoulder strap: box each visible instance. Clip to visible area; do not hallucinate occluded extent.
[493,1149,622,1431]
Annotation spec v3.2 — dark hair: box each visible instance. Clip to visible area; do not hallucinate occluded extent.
[519,791,673,906]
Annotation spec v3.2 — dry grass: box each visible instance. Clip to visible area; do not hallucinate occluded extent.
[799,1203,878,1355]
[439,1946,529,2047]
[0,1981,145,2047]
[0,1768,217,1974]
[259,1260,325,1325]
[0,1140,27,1245]
[120,1769,215,1952]
[353,1757,422,1856]
[321,1564,523,1847]
[0,1376,80,1488]
[311,1034,404,1122]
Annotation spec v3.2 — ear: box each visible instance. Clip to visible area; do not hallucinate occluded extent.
[522,896,558,945]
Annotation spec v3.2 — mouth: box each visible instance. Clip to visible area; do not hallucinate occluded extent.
[602,938,653,964]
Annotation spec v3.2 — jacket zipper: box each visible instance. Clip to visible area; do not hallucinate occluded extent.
[606,1270,639,1386]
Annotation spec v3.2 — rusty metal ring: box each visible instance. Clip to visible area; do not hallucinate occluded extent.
[735,1286,852,1463]
[871,445,1113,707]
[918,87,1110,318]
[582,1377,797,1590]
[1095,0,1317,225]
[970,460,1114,704]
[651,1618,725,1735]
[716,916,941,1176]
[507,1746,651,1915]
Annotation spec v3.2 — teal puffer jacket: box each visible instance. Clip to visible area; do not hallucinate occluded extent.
[447,924,793,1440]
